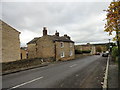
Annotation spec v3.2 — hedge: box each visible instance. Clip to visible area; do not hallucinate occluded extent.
[112,46,118,61]
[75,50,91,54]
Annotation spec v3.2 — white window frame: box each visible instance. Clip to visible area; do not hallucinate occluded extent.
[61,42,64,48]
[61,52,65,58]
[70,51,73,56]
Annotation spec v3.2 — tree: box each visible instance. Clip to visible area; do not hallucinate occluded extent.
[104,1,120,39]
[104,1,120,83]
[96,46,102,52]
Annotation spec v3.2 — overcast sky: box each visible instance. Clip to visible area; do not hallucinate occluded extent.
[1,0,115,46]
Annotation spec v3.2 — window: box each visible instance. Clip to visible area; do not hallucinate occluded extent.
[70,51,73,56]
[61,52,65,58]
[61,42,64,48]
[20,53,22,59]
[70,43,73,47]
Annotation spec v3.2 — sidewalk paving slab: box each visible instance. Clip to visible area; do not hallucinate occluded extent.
[108,59,118,88]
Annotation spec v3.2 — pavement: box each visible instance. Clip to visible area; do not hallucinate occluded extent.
[2,55,107,89]
[108,58,118,88]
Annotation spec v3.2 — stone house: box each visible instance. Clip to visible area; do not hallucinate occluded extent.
[0,20,21,63]
[20,47,28,60]
[27,27,75,61]
[75,43,91,51]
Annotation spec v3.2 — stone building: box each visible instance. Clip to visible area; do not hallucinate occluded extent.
[27,27,75,61]
[20,47,28,60]
[0,20,21,63]
[75,43,108,55]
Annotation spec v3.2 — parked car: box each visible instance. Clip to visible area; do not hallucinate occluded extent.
[102,51,109,57]
[95,52,100,55]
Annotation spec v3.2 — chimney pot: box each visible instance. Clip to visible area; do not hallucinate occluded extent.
[55,30,59,36]
[64,34,67,37]
[64,34,70,40]
[43,27,47,30]
[43,27,47,36]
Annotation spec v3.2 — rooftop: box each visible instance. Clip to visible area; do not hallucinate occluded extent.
[27,35,74,44]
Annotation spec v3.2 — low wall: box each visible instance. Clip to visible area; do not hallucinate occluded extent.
[2,57,54,73]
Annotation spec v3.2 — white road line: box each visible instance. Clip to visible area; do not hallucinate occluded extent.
[8,76,43,90]
[69,64,77,67]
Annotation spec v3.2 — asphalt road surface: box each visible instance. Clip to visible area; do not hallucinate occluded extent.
[2,55,107,89]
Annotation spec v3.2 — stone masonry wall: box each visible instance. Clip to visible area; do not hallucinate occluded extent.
[55,42,75,61]
[36,36,55,59]
[27,44,37,59]
[27,35,75,61]
[2,21,20,63]
[0,22,2,63]
[20,49,27,59]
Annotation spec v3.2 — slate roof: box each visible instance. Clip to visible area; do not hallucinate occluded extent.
[27,35,74,44]
[27,37,40,44]
[51,35,74,43]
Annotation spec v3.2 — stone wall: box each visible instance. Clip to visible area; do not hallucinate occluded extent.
[2,58,43,72]
[27,44,37,59]
[55,42,75,61]
[1,21,20,63]
[0,21,2,63]
[20,49,27,59]
[75,45,91,51]
[36,36,55,59]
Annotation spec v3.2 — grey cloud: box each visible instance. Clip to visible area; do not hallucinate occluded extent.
[2,2,112,46]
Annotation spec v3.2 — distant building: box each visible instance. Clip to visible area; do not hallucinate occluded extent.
[27,27,75,61]
[20,47,28,60]
[0,20,21,63]
[75,43,108,55]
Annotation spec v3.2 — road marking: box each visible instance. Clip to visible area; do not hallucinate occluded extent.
[8,76,43,90]
[69,64,77,67]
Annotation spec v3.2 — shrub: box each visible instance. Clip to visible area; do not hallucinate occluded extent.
[75,50,83,54]
[75,50,91,54]
[82,50,91,53]
[112,46,118,61]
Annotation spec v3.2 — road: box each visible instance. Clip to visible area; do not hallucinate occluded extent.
[2,55,107,89]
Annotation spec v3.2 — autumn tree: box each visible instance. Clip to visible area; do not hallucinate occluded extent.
[104,1,120,40]
[104,1,120,79]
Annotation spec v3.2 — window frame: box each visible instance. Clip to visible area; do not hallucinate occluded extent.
[61,42,64,48]
[61,52,65,58]
[69,51,73,56]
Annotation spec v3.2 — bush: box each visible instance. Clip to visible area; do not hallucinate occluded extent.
[75,50,83,54]
[82,50,91,53]
[112,46,118,61]
[75,50,91,54]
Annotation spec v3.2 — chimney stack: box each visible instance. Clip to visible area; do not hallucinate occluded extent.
[64,34,70,40]
[64,34,67,37]
[43,27,47,36]
[55,30,59,36]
